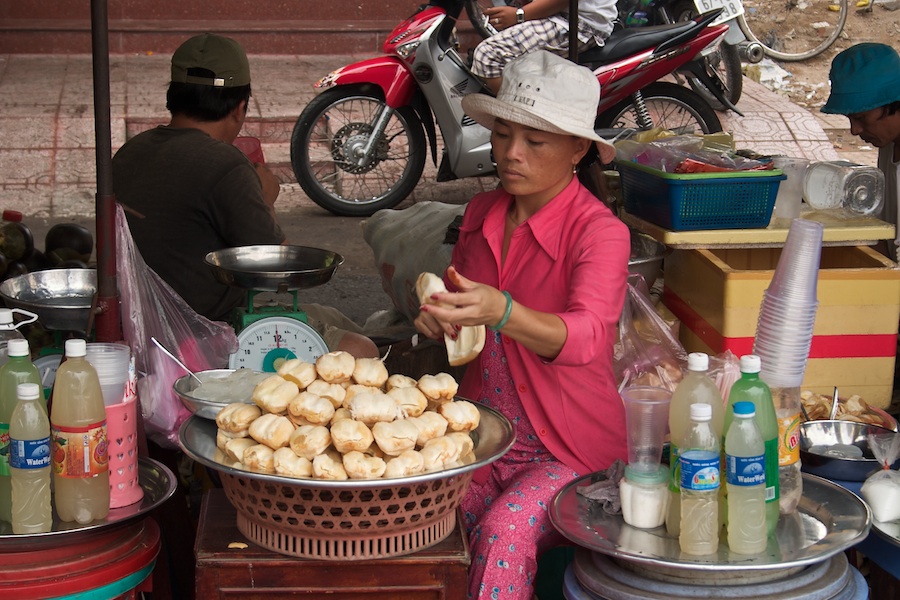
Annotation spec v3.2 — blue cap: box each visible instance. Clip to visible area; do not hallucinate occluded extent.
[822,43,900,115]
[734,401,756,416]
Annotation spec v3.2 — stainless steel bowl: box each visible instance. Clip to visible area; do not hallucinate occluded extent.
[0,268,96,332]
[799,420,899,481]
[174,368,270,420]
[205,245,344,292]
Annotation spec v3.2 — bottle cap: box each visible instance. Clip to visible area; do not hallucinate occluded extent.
[65,338,87,357]
[0,308,12,326]
[690,403,712,421]
[7,338,28,357]
[687,352,709,372]
[1,210,22,223]
[740,355,761,373]
[733,401,756,417]
[17,382,40,400]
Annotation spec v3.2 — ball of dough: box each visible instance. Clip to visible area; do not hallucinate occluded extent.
[223,437,257,464]
[216,427,250,451]
[273,447,313,478]
[388,386,428,418]
[417,372,459,404]
[386,374,417,391]
[330,418,375,454]
[248,413,295,449]
[343,384,384,408]
[446,431,475,457]
[289,424,332,461]
[342,450,387,479]
[216,402,262,434]
[439,399,481,432]
[313,450,348,480]
[315,351,356,383]
[242,444,275,473]
[372,420,419,456]
[252,375,300,414]
[331,407,354,424]
[276,359,318,390]
[288,391,335,425]
[352,357,389,388]
[306,379,347,408]
[384,450,425,479]
[348,390,401,425]
[407,411,449,447]
[420,436,462,471]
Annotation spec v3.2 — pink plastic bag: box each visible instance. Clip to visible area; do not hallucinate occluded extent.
[115,205,238,447]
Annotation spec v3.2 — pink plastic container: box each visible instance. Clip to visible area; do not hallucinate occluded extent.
[106,367,143,508]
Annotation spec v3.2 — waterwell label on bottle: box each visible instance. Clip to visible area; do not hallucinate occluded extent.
[726,453,766,486]
[51,421,109,479]
[9,437,51,470]
[679,450,720,491]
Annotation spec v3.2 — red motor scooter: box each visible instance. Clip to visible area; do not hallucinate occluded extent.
[291,0,732,216]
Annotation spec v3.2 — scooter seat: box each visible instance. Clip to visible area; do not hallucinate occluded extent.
[578,21,697,67]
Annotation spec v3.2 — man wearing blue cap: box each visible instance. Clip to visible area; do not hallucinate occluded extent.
[823,43,900,261]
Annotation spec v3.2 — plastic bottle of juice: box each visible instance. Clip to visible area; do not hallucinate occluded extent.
[666,352,724,537]
[725,401,767,554]
[0,338,41,523]
[50,339,109,524]
[725,355,779,536]
[0,307,25,368]
[9,382,51,533]
[679,403,720,555]
[766,384,804,515]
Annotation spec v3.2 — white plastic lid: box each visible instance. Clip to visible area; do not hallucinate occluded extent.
[690,403,712,421]
[65,338,87,357]
[17,382,40,400]
[740,355,761,374]
[687,352,709,372]
[7,338,28,357]
[0,309,12,326]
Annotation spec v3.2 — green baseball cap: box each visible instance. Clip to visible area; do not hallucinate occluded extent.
[171,33,251,88]
[822,43,900,115]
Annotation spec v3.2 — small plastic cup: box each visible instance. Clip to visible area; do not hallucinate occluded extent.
[233,136,265,165]
[621,385,671,473]
[85,342,131,406]
[766,219,823,304]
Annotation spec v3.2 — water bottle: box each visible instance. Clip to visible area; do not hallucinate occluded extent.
[666,352,724,537]
[725,401,767,554]
[0,308,25,367]
[0,338,41,523]
[51,339,110,524]
[726,355,779,536]
[767,385,803,515]
[9,382,51,533]
[679,403,720,555]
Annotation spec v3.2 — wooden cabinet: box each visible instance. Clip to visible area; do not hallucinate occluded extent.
[195,490,470,599]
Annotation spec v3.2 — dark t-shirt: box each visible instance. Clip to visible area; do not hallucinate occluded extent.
[112,127,285,321]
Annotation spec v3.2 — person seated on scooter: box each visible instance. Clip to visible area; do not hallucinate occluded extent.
[112,33,377,359]
[822,42,900,263]
[416,50,628,600]
[473,0,616,94]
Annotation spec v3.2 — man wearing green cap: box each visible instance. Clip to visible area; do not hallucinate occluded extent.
[113,33,377,357]
[823,42,900,261]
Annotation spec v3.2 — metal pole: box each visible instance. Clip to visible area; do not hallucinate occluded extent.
[90,0,121,342]
[569,0,579,62]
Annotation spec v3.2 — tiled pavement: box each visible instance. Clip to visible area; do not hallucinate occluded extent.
[0,52,876,219]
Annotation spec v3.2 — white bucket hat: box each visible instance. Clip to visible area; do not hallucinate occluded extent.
[462,50,616,164]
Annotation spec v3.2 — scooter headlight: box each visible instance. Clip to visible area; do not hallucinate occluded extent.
[395,40,421,60]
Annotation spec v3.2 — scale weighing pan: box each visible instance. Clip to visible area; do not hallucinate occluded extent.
[205,245,344,292]
[0,268,96,332]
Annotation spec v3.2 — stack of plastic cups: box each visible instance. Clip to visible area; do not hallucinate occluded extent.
[85,343,144,508]
[752,219,824,387]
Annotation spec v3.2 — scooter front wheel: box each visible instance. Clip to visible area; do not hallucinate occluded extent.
[290,87,427,217]
[596,82,722,136]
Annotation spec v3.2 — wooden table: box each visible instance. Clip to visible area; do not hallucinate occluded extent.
[195,489,471,599]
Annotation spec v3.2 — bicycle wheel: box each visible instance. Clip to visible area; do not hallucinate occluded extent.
[465,0,524,39]
[737,0,848,61]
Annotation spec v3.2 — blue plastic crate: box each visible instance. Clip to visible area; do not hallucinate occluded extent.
[616,160,785,231]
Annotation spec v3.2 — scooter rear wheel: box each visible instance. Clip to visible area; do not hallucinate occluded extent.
[596,82,722,136]
[290,87,427,217]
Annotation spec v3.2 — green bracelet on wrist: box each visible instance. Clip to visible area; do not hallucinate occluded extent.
[489,291,513,331]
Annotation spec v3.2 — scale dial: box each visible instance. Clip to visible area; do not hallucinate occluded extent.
[230,316,329,372]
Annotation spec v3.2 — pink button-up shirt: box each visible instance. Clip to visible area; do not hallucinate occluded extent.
[449,177,630,475]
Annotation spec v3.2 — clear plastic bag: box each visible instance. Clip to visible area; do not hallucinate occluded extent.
[614,276,687,392]
[115,204,238,447]
[861,432,900,522]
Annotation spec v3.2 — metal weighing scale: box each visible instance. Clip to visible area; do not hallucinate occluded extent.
[205,245,344,372]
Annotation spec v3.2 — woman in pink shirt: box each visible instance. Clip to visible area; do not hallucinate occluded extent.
[414,50,630,599]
